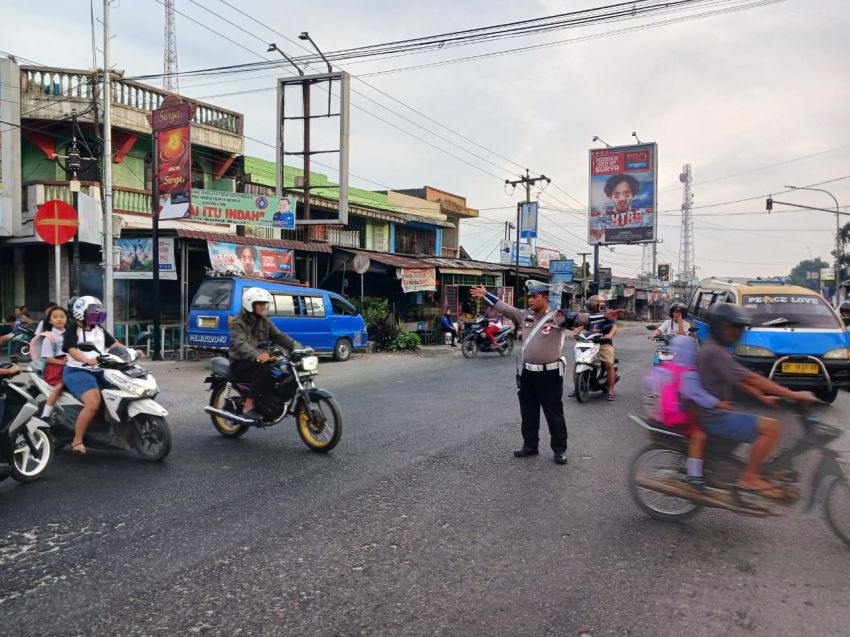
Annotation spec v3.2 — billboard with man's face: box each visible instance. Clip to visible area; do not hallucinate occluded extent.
[588,143,657,245]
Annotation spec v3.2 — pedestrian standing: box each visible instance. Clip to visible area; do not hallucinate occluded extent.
[471,280,621,464]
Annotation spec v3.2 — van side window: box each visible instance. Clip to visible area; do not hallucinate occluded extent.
[271,293,298,317]
[697,292,716,320]
[330,296,356,316]
[300,296,326,318]
[687,290,701,317]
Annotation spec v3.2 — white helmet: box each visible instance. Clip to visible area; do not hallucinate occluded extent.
[72,295,107,324]
[242,287,273,314]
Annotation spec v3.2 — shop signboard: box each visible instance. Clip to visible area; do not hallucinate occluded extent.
[658,263,670,282]
[190,190,296,229]
[598,267,613,290]
[148,96,195,221]
[588,142,658,245]
[207,240,294,279]
[519,201,538,239]
[499,240,533,267]
[398,268,437,293]
[548,259,575,310]
[114,238,177,280]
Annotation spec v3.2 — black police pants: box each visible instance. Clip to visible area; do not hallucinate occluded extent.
[518,368,567,453]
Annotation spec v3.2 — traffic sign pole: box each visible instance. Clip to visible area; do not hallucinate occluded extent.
[55,244,61,306]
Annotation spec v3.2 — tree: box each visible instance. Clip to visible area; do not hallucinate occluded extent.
[788,257,829,291]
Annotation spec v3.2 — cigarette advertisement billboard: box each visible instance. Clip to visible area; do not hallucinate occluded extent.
[588,142,657,245]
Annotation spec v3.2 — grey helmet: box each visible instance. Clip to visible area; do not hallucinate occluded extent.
[707,302,751,339]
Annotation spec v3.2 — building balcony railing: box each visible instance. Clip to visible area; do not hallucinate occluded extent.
[22,180,151,222]
[307,225,361,249]
[19,66,244,154]
[441,246,459,258]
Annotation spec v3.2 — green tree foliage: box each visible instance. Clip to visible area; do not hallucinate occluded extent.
[788,257,829,291]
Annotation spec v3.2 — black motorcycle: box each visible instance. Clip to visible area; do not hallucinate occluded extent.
[0,364,53,483]
[627,404,850,548]
[4,324,36,362]
[461,318,514,358]
[204,347,343,452]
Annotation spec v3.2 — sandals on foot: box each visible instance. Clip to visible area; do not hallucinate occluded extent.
[71,442,87,455]
[735,483,785,500]
[607,394,615,402]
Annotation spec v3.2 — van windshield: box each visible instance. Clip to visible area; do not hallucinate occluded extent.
[742,294,841,329]
[192,279,233,310]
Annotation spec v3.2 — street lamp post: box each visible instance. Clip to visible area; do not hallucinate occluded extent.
[785,186,842,304]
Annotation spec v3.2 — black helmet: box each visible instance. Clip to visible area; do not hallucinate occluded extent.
[839,300,850,317]
[707,302,751,339]
[669,301,688,319]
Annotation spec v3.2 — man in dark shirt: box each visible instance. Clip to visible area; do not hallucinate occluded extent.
[697,303,813,498]
[569,295,618,400]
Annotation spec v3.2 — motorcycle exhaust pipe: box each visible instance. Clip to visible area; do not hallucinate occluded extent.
[204,406,255,424]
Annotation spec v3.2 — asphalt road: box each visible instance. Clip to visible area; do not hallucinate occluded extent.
[2,323,848,636]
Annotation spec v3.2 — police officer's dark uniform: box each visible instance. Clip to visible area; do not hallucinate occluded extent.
[480,280,587,464]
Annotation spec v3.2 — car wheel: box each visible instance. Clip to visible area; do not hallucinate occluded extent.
[333,338,352,362]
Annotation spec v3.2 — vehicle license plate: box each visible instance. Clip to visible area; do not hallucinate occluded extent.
[781,362,819,375]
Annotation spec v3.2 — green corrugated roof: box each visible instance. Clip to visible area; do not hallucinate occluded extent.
[243,155,396,212]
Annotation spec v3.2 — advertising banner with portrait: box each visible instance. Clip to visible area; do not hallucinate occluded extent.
[114,238,177,280]
[190,190,296,229]
[207,240,294,279]
[588,142,657,245]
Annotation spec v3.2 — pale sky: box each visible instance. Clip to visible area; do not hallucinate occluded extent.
[3,0,849,279]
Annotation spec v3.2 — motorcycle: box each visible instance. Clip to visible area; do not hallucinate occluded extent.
[461,318,514,358]
[204,347,343,452]
[627,405,850,548]
[4,324,36,362]
[22,343,172,461]
[0,363,53,482]
[572,332,619,402]
[647,326,676,367]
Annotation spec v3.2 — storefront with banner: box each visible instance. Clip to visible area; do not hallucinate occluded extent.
[112,228,331,356]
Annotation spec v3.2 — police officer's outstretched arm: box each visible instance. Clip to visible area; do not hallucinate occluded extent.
[470,285,524,324]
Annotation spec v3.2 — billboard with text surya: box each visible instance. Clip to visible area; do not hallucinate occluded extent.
[588,143,657,245]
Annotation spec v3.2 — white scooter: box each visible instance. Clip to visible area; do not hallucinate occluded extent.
[572,332,619,403]
[1,363,53,482]
[24,343,172,461]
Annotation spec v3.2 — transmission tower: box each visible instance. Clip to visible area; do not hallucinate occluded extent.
[678,163,695,282]
[163,0,179,92]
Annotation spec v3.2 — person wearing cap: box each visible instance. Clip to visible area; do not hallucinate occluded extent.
[471,280,621,464]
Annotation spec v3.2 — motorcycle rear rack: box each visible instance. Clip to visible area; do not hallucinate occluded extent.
[628,414,687,439]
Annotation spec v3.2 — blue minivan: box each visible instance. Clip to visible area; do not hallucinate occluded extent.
[187,277,368,361]
[689,278,850,403]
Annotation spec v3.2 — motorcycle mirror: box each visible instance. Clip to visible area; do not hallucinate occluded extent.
[688,326,698,333]
[135,331,152,346]
[646,325,657,331]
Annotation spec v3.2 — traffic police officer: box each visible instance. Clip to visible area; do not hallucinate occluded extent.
[471,280,592,465]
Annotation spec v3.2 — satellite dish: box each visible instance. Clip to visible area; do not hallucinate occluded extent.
[352,254,371,275]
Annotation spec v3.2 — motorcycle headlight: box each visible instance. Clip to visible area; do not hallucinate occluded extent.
[658,353,675,361]
[299,356,319,371]
[735,345,775,357]
[823,348,850,360]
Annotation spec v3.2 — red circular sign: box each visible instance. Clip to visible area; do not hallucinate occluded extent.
[35,200,79,245]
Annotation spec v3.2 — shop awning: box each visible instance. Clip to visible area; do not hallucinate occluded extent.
[439,268,483,276]
[174,229,332,253]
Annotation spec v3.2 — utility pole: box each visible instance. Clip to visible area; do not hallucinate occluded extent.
[505,169,549,305]
[102,0,115,333]
[68,110,82,297]
[578,251,591,307]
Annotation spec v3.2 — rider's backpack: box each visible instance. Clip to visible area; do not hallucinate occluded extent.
[642,361,691,427]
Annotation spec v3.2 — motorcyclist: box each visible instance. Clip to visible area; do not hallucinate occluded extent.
[695,303,814,498]
[648,302,692,339]
[571,295,618,401]
[62,296,141,455]
[476,313,500,348]
[229,287,300,421]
